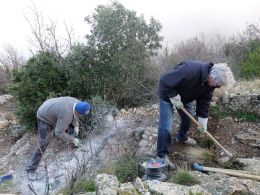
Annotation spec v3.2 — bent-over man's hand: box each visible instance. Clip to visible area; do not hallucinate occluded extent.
[170,95,183,109]
[198,117,208,133]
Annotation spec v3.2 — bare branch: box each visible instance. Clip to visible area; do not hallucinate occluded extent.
[64,21,74,49]
[28,183,39,195]
[24,2,76,61]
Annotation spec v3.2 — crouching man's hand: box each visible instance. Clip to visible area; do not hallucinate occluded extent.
[73,138,82,147]
[74,126,79,135]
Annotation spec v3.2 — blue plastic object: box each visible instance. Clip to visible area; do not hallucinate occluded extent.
[192,163,204,172]
[0,174,13,184]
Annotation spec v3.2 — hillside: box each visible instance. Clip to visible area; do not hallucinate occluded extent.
[0,80,259,194]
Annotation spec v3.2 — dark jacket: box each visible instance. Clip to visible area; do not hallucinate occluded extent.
[158,61,215,118]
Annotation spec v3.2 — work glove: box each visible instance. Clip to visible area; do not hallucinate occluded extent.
[198,117,208,133]
[73,138,82,147]
[170,95,183,109]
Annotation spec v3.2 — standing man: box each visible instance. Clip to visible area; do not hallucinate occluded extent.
[156,61,235,167]
[26,96,90,175]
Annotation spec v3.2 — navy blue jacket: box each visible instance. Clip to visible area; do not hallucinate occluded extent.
[158,61,215,118]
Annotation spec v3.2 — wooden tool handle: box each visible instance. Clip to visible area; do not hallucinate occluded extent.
[180,107,233,158]
[203,166,260,181]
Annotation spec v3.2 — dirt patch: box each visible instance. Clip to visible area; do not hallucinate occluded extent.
[168,110,260,171]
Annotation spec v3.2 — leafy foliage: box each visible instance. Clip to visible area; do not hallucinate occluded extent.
[241,47,260,78]
[62,179,95,194]
[114,160,137,183]
[79,1,162,107]
[224,23,260,78]
[10,52,67,128]
[98,160,138,183]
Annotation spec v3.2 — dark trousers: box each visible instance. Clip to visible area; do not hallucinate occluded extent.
[157,99,193,158]
[26,119,53,172]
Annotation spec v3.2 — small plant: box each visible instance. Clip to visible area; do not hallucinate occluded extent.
[0,180,13,193]
[97,163,116,176]
[98,160,138,183]
[200,137,214,149]
[201,149,213,163]
[189,191,203,195]
[74,180,96,193]
[114,160,137,183]
[185,147,213,164]
[171,170,201,186]
[223,160,245,170]
[62,179,95,194]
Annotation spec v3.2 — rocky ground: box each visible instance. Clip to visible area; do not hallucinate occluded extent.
[0,80,259,194]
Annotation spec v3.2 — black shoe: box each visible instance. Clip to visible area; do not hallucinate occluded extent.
[176,137,197,145]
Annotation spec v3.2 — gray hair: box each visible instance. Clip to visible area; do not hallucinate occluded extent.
[210,63,235,89]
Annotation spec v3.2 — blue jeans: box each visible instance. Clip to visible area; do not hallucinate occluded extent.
[156,98,193,158]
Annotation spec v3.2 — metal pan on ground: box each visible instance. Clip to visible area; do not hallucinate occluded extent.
[141,160,167,169]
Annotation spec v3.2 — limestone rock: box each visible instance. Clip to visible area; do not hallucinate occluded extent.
[0,119,9,129]
[237,157,260,175]
[95,174,119,195]
[143,180,209,195]
[0,95,13,105]
[118,182,139,195]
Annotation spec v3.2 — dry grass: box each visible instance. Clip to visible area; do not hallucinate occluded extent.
[185,147,213,164]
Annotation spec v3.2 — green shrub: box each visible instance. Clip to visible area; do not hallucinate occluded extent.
[201,149,213,163]
[189,191,203,195]
[80,2,162,107]
[73,179,95,193]
[211,106,259,123]
[241,47,260,79]
[98,160,138,183]
[10,52,67,129]
[171,170,200,186]
[114,160,137,183]
[200,137,214,149]
[62,179,95,194]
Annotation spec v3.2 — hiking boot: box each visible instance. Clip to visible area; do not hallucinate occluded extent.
[176,137,197,145]
[156,155,176,170]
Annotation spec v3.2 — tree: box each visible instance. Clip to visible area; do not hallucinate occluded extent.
[241,47,260,78]
[80,1,162,106]
[224,23,260,78]
[10,52,67,128]
[0,45,26,93]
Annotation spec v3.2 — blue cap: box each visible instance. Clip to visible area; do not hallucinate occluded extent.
[75,102,90,115]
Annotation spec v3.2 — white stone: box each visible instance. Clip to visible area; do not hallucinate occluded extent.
[0,119,9,129]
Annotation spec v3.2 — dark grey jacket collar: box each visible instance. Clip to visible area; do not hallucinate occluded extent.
[201,62,214,86]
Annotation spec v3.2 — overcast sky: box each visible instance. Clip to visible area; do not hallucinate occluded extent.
[1,0,260,56]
